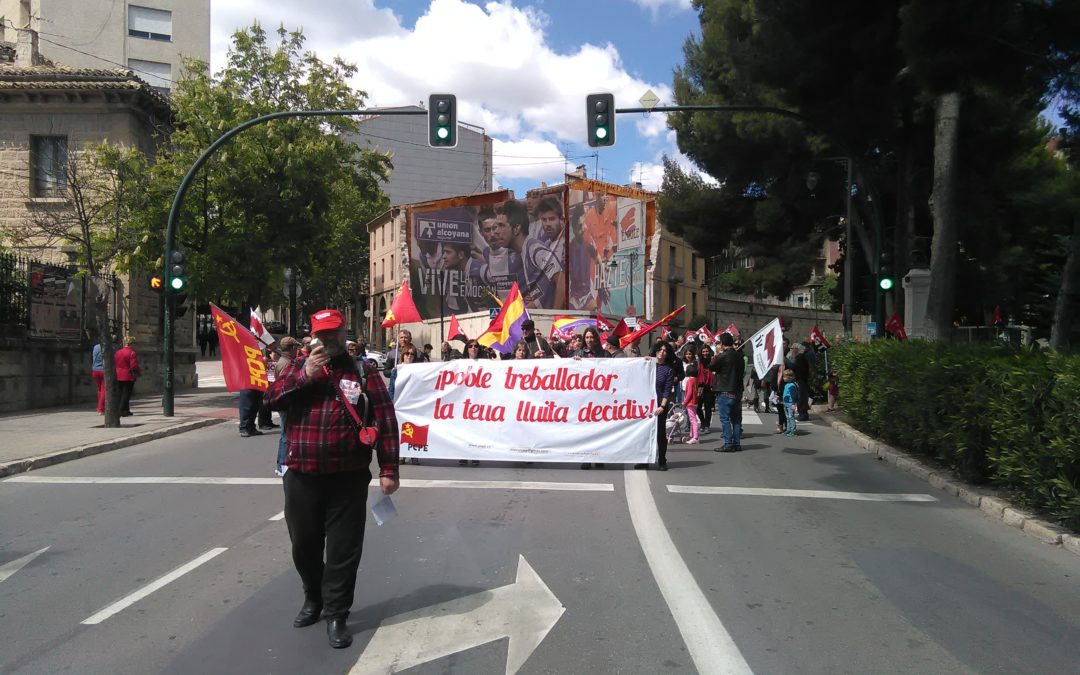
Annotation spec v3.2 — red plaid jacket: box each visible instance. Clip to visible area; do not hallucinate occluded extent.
[264,355,399,477]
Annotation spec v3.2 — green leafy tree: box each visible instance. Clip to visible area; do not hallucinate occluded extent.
[127,24,390,318]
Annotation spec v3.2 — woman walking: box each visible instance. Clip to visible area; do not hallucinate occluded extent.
[637,340,676,471]
[114,336,140,417]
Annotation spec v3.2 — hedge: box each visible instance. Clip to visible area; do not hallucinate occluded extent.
[831,341,1080,529]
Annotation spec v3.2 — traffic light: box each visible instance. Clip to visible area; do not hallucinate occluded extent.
[586,93,615,148]
[878,251,894,291]
[168,249,188,293]
[149,273,164,293]
[428,94,457,148]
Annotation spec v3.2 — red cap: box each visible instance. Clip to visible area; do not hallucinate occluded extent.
[310,309,345,333]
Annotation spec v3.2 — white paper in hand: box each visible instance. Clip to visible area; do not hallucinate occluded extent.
[371,495,398,526]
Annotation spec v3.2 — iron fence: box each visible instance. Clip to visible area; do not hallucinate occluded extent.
[0,251,119,341]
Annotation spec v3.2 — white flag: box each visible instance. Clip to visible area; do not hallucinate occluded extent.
[250,306,272,347]
[748,318,784,380]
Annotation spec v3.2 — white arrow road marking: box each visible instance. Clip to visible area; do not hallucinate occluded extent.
[350,555,565,675]
[5,476,614,492]
[269,510,285,521]
[625,470,753,675]
[0,546,49,584]
[81,547,227,625]
[668,486,936,502]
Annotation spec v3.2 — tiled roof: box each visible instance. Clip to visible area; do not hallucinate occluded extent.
[0,63,169,108]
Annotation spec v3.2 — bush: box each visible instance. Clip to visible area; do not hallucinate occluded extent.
[833,341,1080,529]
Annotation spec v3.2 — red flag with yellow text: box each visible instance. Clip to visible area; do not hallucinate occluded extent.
[210,303,269,392]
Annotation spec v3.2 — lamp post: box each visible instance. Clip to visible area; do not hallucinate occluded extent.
[806,158,853,335]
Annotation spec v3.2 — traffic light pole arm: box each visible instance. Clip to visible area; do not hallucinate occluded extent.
[161,108,425,416]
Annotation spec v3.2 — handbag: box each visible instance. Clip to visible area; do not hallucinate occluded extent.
[335,374,379,449]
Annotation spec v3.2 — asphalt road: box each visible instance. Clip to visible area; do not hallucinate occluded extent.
[1,410,1078,674]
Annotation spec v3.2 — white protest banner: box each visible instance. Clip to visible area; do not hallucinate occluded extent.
[748,318,784,380]
[394,358,657,464]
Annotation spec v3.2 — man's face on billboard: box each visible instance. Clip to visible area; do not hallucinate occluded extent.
[442,246,467,270]
[493,214,513,248]
[479,217,500,248]
[539,209,562,240]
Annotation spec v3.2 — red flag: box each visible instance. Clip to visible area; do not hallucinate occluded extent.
[619,305,686,349]
[210,303,269,392]
[697,324,712,341]
[885,312,908,340]
[595,314,615,332]
[660,326,672,340]
[808,325,831,351]
[992,306,1003,326]
[447,314,467,342]
[612,318,629,338]
[400,421,429,446]
[721,323,740,338]
[381,281,422,328]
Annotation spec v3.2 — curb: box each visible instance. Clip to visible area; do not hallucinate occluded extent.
[824,414,1079,559]
[0,417,228,479]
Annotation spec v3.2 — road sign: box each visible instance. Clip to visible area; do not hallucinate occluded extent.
[149,275,164,293]
[350,555,563,674]
[639,89,660,110]
[867,322,878,336]
[489,307,499,320]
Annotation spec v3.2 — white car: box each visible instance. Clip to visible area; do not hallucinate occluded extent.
[364,350,388,372]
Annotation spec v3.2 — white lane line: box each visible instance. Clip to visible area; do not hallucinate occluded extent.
[7,476,615,492]
[668,486,936,502]
[740,410,762,425]
[269,511,285,521]
[81,547,228,625]
[397,478,614,492]
[0,546,49,584]
[624,470,753,675]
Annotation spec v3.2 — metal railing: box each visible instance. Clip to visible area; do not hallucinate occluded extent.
[0,251,119,341]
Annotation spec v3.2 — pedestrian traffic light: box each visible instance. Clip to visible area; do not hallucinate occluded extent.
[428,94,457,148]
[878,251,894,291]
[168,250,188,293]
[586,93,616,148]
[149,274,164,293]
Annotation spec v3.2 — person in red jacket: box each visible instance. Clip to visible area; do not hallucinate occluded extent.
[113,336,140,417]
[264,309,400,649]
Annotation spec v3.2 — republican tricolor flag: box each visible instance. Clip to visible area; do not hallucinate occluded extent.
[477,282,529,355]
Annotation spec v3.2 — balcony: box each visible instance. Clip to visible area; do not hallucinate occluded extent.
[666,264,685,284]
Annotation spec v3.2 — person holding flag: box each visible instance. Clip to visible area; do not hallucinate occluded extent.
[708,332,745,452]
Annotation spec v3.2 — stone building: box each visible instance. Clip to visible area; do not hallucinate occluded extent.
[0,32,195,412]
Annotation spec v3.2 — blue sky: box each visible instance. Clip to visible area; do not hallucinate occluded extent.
[211,0,702,196]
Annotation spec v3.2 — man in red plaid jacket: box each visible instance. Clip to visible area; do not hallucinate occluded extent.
[265,308,400,649]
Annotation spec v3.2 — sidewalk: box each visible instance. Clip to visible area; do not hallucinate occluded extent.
[0,361,238,478]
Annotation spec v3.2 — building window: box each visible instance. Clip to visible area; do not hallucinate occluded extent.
[128,58,171,94]
[669,245,677,275]
[30,135,68,197]
[668,285,677,312]
[128,5,172,41]
[692,292,698,318]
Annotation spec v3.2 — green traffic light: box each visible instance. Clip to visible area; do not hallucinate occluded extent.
[437,127,449,139]
[879,277,894,291]
[595,127,608,140]
[170,276,186,291]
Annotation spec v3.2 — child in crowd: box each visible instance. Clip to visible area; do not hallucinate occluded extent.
[683,364,700,444]
[782,369,799,436]
[825,371,839,412]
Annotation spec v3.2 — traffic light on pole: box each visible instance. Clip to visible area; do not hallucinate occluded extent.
[878,251,894,291]
[149,273,164,293]
[428,94,457,148]
[168,250,188,293]
[586,93,615,148]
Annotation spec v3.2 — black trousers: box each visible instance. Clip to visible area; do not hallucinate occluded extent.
[118,380,134,414]
[283,469,371,619]
[657,410,668,466]
[238,389,261,433]
[698,389,715,428]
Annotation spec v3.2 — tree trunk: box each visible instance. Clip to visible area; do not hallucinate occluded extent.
[925,91,961,341]
[1050,215,1080,349]
[893,128,915,321]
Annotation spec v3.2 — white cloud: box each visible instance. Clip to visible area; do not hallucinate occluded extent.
[630,0,693,15]
[210,0,681,185]
[491,138,567,182]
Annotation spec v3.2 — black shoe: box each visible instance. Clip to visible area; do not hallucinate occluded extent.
[658,464,668,471]
[596,462,606,468]
[580,462,592,470]
[326,616,352,648]
[293,599,322,627]
[240,431,252,438]
[470,460,480,466]
[258,423,279,430]
[797,415,810,422]
[458,459,468,466]
[409,457,421,465]
[634,463,648,470]
[716,446,736,453]
[732,445,742,452]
